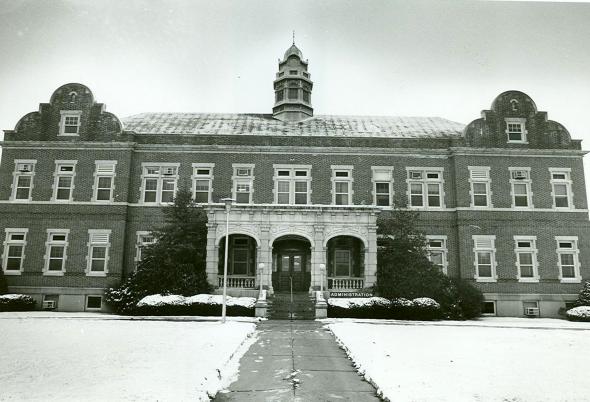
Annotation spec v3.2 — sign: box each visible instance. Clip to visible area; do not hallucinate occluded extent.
[329,292,374,298]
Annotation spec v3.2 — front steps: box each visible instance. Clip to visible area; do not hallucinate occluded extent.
[267,291,316,320]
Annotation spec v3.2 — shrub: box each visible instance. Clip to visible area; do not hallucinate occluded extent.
[0,294,36,312]
[446,278,484,319]
[327,297,441,320]
[566,306,590,322]
[0,270,7,295]
[132,294,255,317]
[574,281,590,307]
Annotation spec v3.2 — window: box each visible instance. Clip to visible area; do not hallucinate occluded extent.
[232,164,254,204]
[556,236,581,283]
[426,236,448,274]
[289,70,298,75]
[514,236,539,282]
[276,90,284,102]
[59,111,82,135]
[549,169,573,209]
[302,91,310,103]
[468,167,491,207]
[273,165,311,205]
[141,164,179,204]
[43,295,59,310]
[372,167,393,206]
[192,164,214,203]
[505,118,527,143]
[135,231,156,265]
[86,296,103,310]
[406,168,444,208]
[473,235,496,282]
[52,161,77,201]
[334,249,352,277]
[10,160,36,201]
[228,236,255,275]
[509,168,533,208]
[86,230,111,276]
[523,301,539,316]
[93,161,117,202]
[331,166,354,205]
[482,301,496,316]
[288,88,298,99]
[2,229,28,274]
[44,230,69,275]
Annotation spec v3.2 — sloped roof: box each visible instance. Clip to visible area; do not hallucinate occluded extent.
[121,113,465,138]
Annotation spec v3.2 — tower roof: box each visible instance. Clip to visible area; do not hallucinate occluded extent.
[283,44,303,60]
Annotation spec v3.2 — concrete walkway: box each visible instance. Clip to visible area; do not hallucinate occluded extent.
[215,320,380,402]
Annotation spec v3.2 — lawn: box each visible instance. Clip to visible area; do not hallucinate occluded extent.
[327,318,590,402]
[0,313,256,401]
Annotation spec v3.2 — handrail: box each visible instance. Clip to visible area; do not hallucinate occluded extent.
[289,275,293,320]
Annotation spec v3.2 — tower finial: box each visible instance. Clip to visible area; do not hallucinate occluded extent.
[292,30,295,45]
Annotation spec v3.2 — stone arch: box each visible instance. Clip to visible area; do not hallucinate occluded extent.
[323,231,368,248]
[269,231,314,248]
[216,230,261,248]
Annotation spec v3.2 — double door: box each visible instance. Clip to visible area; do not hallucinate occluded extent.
[274,251,309,292]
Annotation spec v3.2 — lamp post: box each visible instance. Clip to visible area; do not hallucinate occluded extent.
[220,197,235,323]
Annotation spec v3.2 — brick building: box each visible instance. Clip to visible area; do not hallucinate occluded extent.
[1,43,588,316]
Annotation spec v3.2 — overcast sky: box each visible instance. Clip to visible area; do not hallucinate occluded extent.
[1,0,589,146]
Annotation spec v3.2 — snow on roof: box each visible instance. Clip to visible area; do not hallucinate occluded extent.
[121,113,465,139]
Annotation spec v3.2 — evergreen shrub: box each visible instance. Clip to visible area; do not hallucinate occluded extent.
[0,294,36,312]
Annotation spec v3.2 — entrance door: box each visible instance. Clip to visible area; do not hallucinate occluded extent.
[276,252,307,292]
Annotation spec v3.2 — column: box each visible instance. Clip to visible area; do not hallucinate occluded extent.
[258,225,271,291]
[311,224,326,291]
[205,220,219,287]
[364,224,378,288]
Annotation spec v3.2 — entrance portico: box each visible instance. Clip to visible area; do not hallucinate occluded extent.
[205,204,378,294]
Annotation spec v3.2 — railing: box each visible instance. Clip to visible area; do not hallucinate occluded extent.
[328,277,364,290]
[218,276,256,288]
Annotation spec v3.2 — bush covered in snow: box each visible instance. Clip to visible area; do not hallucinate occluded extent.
[328,296,442,320]
[134,294,255,317]
[105,189,212,314]
[0,294,36,312]
[565,306,590,322]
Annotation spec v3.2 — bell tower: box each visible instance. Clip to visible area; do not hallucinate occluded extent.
[272,37,313,122]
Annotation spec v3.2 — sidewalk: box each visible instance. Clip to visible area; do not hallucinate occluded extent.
[214,320,379,402]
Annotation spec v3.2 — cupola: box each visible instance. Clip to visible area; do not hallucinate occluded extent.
[272,39,313,122]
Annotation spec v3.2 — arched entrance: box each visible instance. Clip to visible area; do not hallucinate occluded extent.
[272,235,311,292]
[326,236,365,290]
[217,234,257,288]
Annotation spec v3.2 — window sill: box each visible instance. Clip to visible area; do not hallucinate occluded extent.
[475,278,497,283]
[58,133,80,137]
[2,270,22,276]
[86,272,107,277]
[44,271,65,276]
[518,278,540,283]
[560,278,582,284]
[9,199,32,203]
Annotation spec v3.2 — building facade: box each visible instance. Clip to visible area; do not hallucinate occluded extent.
[1,44,588,316]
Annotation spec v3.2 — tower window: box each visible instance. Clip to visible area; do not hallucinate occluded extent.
[276,90,284,102]
[288,88,298,100]
[289,70,298,75]
[302,91,310,103]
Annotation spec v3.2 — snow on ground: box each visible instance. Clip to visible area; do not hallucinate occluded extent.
[0,314,257,401]
[327,318,590,402]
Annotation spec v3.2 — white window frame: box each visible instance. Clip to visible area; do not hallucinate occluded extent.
[331,165,354,205]
[43,229,70,276]
[372,166,394,207]
[426,235,448,274]
[473,235,497,282]
[505,117,528,143]
[140,163,179,205]
[273,164,312,205]
[191,163,214,204]
[509,167,533,209]
[135,231,156,266]
[549,168,574,209]
[232,164,255,204]
[481,301,497,316]
[92,160,117,203]
[10,159,36,202]
[85,295,103,311]
[468,166,492,208]
[514,236,539,282]
[59,110,82,136]
[406,167,445,208]
[86,229,111,276]
[555,236,581,283]
[2,228,28,275]
[52,160,77,202]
